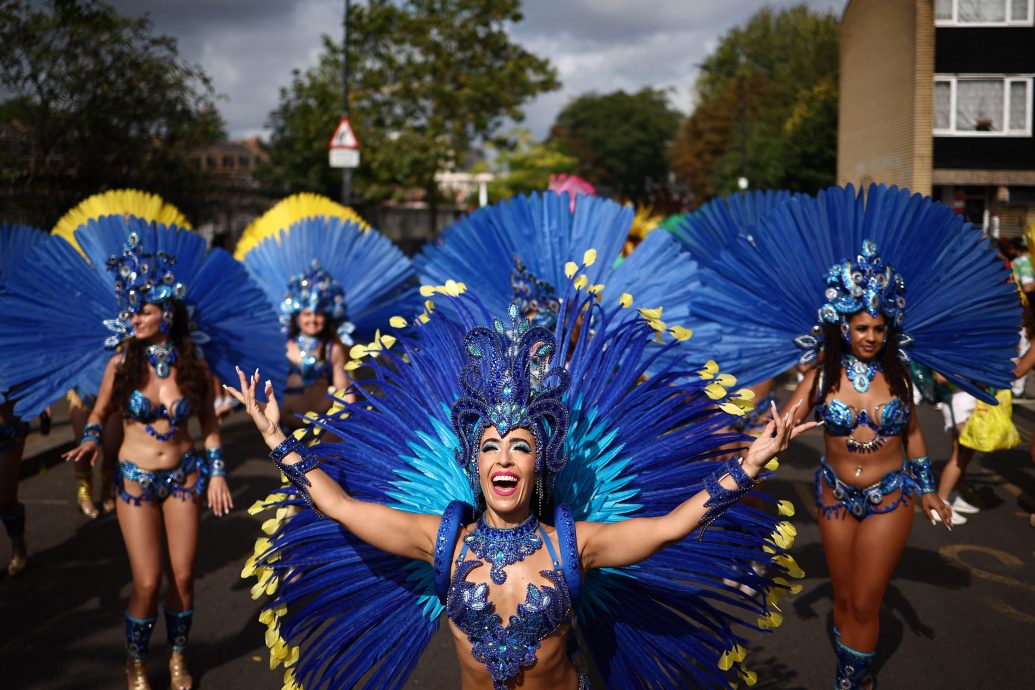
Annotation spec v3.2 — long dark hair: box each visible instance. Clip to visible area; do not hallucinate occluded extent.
[811,318,911,403]
[107,300,211,419]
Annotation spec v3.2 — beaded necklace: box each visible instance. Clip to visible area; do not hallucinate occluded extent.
[145,343,177,379]
[463,513,543,585]
[842,354,881,394]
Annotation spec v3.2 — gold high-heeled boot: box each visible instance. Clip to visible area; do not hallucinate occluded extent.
[75,470,99,519]
[168,650,193,690]
[7,535,27,576]
[125,657,152,690]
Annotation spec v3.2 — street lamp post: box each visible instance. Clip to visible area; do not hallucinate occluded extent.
[341,0,351,206]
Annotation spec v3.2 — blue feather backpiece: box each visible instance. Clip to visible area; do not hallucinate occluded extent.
[240,216,420,344]
[247,269,799,689]
[0,223,51,404]
[688,184,1019,401]
[672,189,795,268]
[0,216,287,418]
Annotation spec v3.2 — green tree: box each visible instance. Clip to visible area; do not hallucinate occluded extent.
[472,129,576,202]
[669,4,839,200]
[548,88,683,202]
[259,0,559,207]
[0,0,225,226]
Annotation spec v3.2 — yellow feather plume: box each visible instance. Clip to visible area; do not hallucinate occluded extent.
[234,192,369,260]
[52,189,192,256]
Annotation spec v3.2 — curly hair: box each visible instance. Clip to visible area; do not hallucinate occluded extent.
[811,318,911,404]
[107,300,211,420]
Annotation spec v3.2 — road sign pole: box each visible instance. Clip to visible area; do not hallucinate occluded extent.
[342,0,351,206]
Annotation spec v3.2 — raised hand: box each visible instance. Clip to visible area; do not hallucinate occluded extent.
[744,400,822,471]
[222,366,282,445]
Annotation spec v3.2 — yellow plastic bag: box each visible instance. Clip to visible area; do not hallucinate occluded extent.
[959,389,1020,452]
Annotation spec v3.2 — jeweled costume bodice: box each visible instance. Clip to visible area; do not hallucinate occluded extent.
[442,511,576,690]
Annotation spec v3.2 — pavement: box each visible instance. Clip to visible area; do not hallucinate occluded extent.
[2,392,1034,689]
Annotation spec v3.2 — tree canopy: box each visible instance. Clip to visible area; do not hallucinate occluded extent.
[548,88,683,202]
[0,0,225,227]
[259,0,559,205]
[669,4,839,201]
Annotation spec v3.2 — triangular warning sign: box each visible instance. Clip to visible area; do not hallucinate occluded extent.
[328,115,360,149]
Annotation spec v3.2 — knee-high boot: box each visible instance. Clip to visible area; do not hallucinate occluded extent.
[835,639,875,690]
[164,606,194,690]
[125,612,156,690]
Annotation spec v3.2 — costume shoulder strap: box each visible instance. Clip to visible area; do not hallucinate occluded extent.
[434,500,473,603]
[553,503,582,606]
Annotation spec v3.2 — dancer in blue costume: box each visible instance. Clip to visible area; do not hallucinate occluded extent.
[414,191,717,350]
[52,190,196,519]
[673,190,796,436]
[238,193,419,432]
[689,184,1019,689]
[230,264,819,690]
[0,223,52,576]
[0,219,286,690]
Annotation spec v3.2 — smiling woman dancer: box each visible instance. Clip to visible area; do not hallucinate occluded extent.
[687,184,1019,689]
[233,271,820,690]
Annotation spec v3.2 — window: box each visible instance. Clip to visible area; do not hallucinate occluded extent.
[222,155,234,168]
[935,0,1034,25]
[238,155,251,168]
[934,75,1033,135]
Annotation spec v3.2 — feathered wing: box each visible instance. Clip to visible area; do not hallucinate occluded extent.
[672,189,795,268]
[689,184,1019,398]
[413,192,631,319]
[233,193,370,260]
[0,216,287,417]
[0,224,53,403]
[51,188,193,255]
[239,212,420,343]
[247,277,798,689]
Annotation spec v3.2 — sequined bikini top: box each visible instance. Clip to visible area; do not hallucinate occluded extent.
[817,397,910,438]
[446,523,573,690]
[127,390,190,442]
[288,337,333,387]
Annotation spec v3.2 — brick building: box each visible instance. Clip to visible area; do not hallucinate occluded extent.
[839,0,1035,235]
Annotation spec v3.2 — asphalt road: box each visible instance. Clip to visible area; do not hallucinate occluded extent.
[2,391,1034,689]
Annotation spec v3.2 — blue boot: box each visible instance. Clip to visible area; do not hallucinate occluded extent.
[835,639,875,690]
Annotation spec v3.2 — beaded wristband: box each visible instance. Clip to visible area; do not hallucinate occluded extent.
[908,455,936,494]
[269,437,323,518]
[698,457,757,538]
[80,422,103,446]
[206,446,227,478]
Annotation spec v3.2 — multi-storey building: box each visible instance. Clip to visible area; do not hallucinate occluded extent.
[839,0,1034,235]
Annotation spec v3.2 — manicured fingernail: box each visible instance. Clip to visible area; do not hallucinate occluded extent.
[254,368,259,377]
[265,380,271,387]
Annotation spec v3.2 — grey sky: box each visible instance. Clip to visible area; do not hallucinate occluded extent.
[103,0,845,141]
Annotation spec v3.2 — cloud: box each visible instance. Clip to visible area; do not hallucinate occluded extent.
[99,0,844,140]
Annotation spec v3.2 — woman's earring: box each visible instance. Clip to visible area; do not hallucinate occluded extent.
[536,472,544,516]
[840,321,850,345]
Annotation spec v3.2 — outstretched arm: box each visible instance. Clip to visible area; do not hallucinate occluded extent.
[61,354,119,466]
[225,368,440,564]
[578,401,820,571]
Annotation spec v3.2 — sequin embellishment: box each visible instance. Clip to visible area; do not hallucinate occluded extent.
[465,514,543,585]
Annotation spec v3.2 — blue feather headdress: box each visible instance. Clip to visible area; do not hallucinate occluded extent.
[450,303,570,475]
[278,260,347,333]
[104,231,188,344]
[688,183,1019,401]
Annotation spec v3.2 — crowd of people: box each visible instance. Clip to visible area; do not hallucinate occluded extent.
[0,183,1027,690]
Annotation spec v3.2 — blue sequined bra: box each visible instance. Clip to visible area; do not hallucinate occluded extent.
[126,390,190,442]
[288,338,333,387]
[817,397,909,438]
[446,523,574,690]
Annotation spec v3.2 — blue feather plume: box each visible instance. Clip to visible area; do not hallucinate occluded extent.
[672,189,795,268]
[248,272,796,689]
[0,223,51,404]
[240,217,421,343]
[0,216,287,417]
[689,184,1019,400]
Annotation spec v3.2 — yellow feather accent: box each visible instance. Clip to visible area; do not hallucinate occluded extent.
[765,457,779,471]
[715,373,737,387]
[425,300,436,312]
[669,325,694,341]
[389,316,407,328]
[418,312,430,324]
[582,248,597,266]
[574,275,588,290]
[698,360,719,379]
[619,293,633,308]
[777,499,795,516]
[704,383,727,400]
[733,388,756,401]
[718,650,734,671]
[637,306,663,321]
[646,318,667,333]
[718,401,747,416]
[52,189,192,257]
[587,283,605,295]
[564,261,578,278]
[419,285,436,297]
[739,668,758,686]
[381,334,397,349]
[234,192,369,260]
[344,360,361,371]
[261,517,281,535]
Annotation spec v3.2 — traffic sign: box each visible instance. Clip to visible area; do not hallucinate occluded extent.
[328,115,360,150]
